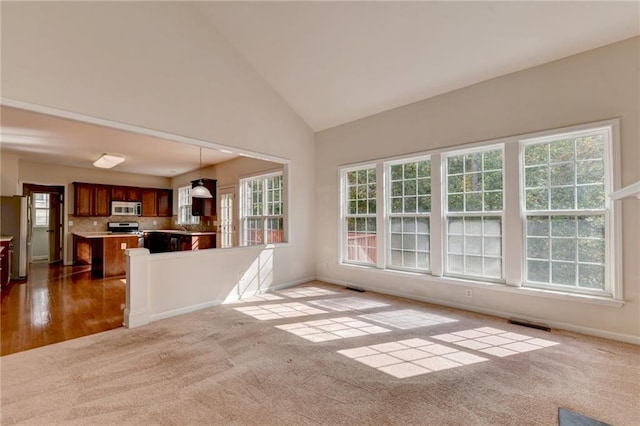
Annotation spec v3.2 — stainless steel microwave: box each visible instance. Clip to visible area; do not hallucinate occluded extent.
[111,201,141,216]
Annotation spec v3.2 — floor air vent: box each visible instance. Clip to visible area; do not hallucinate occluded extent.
[508,317,551,332]
[346,286,365,293]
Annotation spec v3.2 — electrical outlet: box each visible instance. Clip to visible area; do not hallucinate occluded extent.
[120,243,127,250]
[68,220,73,227]
[465,289,473,298]
[93,221,97,226]
[153,221,157,226]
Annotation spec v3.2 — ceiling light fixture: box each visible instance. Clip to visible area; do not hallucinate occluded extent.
[191,147,212,198]
[93,153,125,169]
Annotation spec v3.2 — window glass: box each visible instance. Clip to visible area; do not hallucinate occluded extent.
[523,131,608,291]
[343,167,377,265]
[445,148,504,281]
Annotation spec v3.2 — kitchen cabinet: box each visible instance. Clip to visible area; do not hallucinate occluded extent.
[76,183,172,217]
[74,183,94,216]
[191,179,217,216]
[74,183,111,217]
[141,189,158,217]
[112,186,142,202]
[95,185,112,216]
[157,189,172,217]
[144,231,215,253]
[1,238,12,287]
[73,233,139,277]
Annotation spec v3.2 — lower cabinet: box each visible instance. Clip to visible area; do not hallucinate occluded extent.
[144,232,216,253]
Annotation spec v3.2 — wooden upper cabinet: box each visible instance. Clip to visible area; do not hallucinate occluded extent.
[74,183,95,216]
[74,183,110,216]
[94,185,112,216]
[111,186,126,201]
[127,187,142,202]
[157,189,172,217]
[113,186,142,202]
[141,189,158,217]
[191,179,217,216]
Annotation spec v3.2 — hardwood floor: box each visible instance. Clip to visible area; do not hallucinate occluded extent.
[0,262,125,356]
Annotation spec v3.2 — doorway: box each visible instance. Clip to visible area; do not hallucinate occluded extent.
[23,184,64,265]
[218,185,237,248]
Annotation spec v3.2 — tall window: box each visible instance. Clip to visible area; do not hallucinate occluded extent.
[240,172,284,246]
[177,186,199,225]
[33,193,50,227]
[387,158,431,271]
[337,121,617,298]
[522,128,610,292]
[444,147,504,280]
[342,166,377,265]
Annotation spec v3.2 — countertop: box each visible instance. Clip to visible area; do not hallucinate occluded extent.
[1,236,15,242]
[142,230,216,236]
[72,232,140,239]
[72,230,216,239]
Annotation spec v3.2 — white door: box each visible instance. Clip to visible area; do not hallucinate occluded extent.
[218,186,236,248]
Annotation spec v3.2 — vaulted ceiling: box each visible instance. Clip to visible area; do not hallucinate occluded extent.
[2,1,638,175]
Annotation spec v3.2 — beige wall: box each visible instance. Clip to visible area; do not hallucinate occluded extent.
[2,2,316,285]
[316,37,640,342]
[1,154,20,196]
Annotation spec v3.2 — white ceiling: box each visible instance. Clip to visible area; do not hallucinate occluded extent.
[2,1,638,175]
[199,1,640,131]
[0,106,239,177]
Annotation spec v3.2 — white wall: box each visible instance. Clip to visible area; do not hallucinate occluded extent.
[316,37,640,342]
[2,2,316,285]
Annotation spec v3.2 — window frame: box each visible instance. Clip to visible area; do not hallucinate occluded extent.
[519,124,616,297]
[442,144,505,283]
[33,192,50,228]
[340,164,378,266]
[239,171,286,246]
[385,156,432,273]
[177,186,200,225]
[337,118,621,301]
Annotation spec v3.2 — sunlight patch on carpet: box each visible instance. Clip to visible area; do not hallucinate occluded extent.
[278,287,339,298]
[308,297,389,312]
[223,293,285,304]
[431,327,559,357]
[276,317,392,342]
[234,302,327,320]
[338,338,488,378]
[359,309,457,329]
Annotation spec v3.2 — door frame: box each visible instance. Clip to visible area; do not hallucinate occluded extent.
[23,184,65,264]
[217,184,237,248]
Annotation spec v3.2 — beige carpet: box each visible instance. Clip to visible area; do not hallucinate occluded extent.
[1,281,638,425]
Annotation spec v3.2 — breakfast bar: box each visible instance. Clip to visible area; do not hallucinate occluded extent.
[73,232,140,278]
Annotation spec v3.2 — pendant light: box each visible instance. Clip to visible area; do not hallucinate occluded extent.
[191,147,213,198]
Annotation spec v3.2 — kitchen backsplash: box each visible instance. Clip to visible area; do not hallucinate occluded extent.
[68,215,216,232]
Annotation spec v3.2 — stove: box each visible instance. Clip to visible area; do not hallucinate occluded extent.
[107,222,141,234]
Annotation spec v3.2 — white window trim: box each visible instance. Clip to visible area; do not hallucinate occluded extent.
[177,185,200,225]
[384,155,432,273]
[239,170,286,246]
[337,118,622,303]
[340,164,378,267]
[442,144,505,283]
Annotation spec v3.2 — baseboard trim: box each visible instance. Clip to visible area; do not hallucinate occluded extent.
[316,275,640,345]
[148,276,316,323]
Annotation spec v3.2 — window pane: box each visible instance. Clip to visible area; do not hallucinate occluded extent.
[446,216,502,280]
[446,148,503,213]
[344,167,377,265]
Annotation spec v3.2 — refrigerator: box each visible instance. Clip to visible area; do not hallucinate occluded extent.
[0,196,28,280]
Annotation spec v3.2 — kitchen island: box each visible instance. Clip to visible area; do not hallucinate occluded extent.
[73,232,140,278]
[143,230,216,253]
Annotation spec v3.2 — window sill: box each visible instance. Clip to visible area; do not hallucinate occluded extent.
[338,263,625,308]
